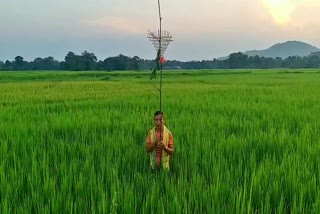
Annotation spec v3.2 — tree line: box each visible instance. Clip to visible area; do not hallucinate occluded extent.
[1,51,320,71]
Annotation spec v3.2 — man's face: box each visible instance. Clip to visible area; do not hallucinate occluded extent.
[154,114,164,128]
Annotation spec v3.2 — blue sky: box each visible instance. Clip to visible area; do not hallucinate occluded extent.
[1,0,320,61]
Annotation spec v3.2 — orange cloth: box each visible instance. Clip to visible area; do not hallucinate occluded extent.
[146,126,174,168]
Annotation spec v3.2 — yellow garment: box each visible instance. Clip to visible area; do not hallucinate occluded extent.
[149,126,171,170]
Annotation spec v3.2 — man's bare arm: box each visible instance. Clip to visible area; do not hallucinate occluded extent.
[146,141,157,153]
[164,144,174,155]
[158,141,174,155]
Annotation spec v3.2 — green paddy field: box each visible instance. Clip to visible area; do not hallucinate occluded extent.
[0,69,320,213]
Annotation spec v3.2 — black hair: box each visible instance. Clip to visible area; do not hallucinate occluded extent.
[154,111,164,118]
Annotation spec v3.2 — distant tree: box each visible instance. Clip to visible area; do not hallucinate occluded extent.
[252,55,262,68]
[228,52,248,68]
[96,60,104,70]
[3,50,320,71]
[4,60,13,70]
[102,54,128,70]
[13,56,29,70]
[129,56,140,70]
[102,57,115,70]
[117,54,129,70]
[283,56,303,68]
[305,55,320,68]
[64,52,81,70]
[274,57,283,68]
[32,57,45,70]
[63,51,97,70]
[138,59,156,70]
[81,51,97,70]
[32,57,60,70]
[43,56,60,70]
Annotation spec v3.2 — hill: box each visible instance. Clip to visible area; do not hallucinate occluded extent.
[244,41,320,59]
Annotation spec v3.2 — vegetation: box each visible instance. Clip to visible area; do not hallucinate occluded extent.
[1,50,320,72]
[244,41,320,59]
[0,69,320,213]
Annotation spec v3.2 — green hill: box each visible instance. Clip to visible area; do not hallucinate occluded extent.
[244,41,320,59]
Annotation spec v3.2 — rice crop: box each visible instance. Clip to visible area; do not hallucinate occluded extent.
[0,69,320,213]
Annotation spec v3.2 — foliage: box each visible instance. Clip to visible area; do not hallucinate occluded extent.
[1,51,320,71]
[0,70,320,213]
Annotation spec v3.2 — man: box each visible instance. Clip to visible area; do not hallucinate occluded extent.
[146,111,174,170]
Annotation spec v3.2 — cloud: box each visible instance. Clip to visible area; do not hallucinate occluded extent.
[84,16,147,36]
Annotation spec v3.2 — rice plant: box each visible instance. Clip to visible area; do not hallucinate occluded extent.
[0,69,320,213]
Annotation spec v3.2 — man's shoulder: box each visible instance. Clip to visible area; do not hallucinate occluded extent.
[148,127,156,134]
[150,126,156,131]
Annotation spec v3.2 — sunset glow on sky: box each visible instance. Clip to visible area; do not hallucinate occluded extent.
[0,0,319,61]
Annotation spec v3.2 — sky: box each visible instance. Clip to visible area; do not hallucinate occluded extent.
[1,0,320,62]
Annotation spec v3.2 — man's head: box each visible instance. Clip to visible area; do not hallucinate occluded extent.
[154,111,165,128]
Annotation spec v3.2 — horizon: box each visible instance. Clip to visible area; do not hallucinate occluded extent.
[1,40,319,62]
[1,0,320,61]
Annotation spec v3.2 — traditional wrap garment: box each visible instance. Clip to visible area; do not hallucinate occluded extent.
[148,126,172,170]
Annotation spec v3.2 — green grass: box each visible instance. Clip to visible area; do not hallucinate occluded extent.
[0,69,320,213]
